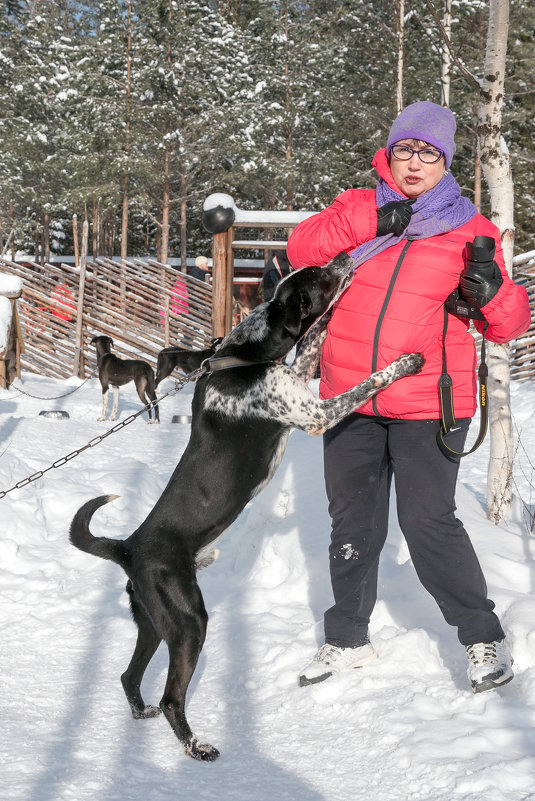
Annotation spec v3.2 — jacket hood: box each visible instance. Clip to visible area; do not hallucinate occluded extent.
[371,148,408,198]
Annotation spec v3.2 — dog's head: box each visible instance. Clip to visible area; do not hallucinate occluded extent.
[272,251,354,338]
[218,252,354,361]
[90,335,114,353]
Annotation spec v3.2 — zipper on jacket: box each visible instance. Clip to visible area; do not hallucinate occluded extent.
[371,240,412,416]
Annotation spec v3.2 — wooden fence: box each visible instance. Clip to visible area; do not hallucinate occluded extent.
[510,267,535,381]
[0,255,212,378]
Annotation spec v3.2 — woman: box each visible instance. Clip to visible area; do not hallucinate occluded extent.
[287,101,531,693]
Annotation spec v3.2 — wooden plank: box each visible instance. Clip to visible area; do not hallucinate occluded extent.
[232,240,288,249]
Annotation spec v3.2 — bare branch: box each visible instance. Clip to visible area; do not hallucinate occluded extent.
[422,0,482,95]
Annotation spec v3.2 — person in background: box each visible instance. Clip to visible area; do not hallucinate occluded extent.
[190,255,211,282]
[287,101,531,694]
[261,250,293,301]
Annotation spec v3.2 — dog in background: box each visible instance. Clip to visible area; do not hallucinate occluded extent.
[154,337,223,389]
[91,335,159,424]
[72,256,424,762]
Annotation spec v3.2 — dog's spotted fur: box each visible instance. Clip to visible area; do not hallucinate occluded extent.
[70,253,424,763]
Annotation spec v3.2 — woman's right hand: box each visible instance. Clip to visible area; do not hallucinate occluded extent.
[376,198,415,237]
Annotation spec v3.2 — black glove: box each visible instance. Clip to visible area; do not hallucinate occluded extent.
[376,198,416,237]
[459,235,503,309]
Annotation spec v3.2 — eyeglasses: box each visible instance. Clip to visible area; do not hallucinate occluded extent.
[390,145,444,164]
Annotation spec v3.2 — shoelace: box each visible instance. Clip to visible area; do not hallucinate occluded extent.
[315,644,341,663]
[466,642,497,665]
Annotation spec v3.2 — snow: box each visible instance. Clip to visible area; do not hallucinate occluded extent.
[0,296,12,350]
[203,192,317,225]
[0,274,22,349]
[0,274,23,294]
[1,369,535,801]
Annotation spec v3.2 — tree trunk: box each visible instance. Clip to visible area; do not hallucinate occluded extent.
[73,214,79,268]
[440,0,452,107]
[478,0,513,523]
[180,171,187,272]
[121,0,133,261]
[284,0,293,209]
[43,211,50,264]
[34,222,40,263]
[92,200,99,258]
[474,138,481,211]
[161,146,170,265]
[395,0,405,114]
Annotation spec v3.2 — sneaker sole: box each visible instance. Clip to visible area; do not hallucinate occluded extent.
[299,671,332,687]
[471,668,514,694]
[299,650,378,687]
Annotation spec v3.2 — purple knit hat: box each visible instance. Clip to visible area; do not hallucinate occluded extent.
[386,101,457,168]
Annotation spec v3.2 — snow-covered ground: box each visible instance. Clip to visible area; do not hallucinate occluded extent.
[1,369,534,801]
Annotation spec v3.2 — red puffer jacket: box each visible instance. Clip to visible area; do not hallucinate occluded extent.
[287,154,531,420]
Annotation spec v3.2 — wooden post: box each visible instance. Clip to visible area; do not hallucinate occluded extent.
[212,228,233,337]
[72,220,89,377]
[225,226,234,332]
[0,290,23,390]
[164,295,170,347]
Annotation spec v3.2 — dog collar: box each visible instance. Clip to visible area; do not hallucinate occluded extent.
[202,355,277,372]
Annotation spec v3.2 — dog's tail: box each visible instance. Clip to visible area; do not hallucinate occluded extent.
[69,495,130,569]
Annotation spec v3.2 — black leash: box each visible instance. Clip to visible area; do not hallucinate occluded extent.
[437,306,489,458]
[5,371,97,401]
[0,355,274,500]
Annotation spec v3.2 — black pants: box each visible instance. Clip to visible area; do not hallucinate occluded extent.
[323,413,505,648]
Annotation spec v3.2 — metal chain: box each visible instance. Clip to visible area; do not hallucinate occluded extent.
[0,367,206,500]
[6,371,97,401]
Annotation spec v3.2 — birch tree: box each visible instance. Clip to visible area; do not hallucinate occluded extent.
[424,0,517,522]
[395,0,405,114]
[478,0,515,523]
[440,0,451,107]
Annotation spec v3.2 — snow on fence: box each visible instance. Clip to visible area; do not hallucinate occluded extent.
[0,255,213,379]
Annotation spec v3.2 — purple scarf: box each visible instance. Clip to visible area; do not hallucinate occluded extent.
[350,172,477,270]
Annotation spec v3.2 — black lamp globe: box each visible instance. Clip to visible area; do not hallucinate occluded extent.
[202,194,236,234]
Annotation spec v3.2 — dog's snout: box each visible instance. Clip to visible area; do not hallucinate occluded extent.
[325,251,354,278]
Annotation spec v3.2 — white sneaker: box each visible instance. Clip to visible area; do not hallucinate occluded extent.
[466,640,514,693]
[299,642,377,687]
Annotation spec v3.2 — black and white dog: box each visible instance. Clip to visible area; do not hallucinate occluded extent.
[91,335,159,424]
[154,337,223,389]
[72,254,424,762]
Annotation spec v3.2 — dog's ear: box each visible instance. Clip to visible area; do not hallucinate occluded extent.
[283,289,312,337]
[90,336,97,344]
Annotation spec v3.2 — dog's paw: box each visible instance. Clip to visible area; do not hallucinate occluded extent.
[185,736,220,762]
[396,352,425,375]
[131,704,162,720]
[195,548,220,570]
